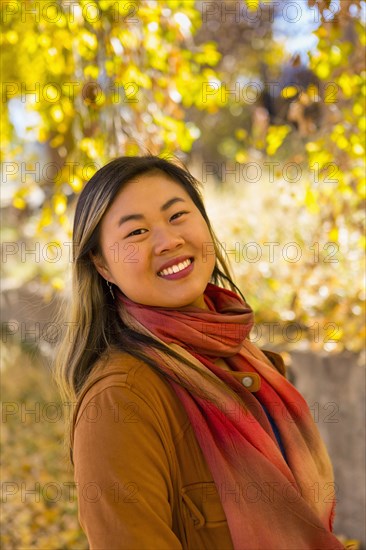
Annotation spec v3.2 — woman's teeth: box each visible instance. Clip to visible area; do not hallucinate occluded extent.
[159,258,192,276]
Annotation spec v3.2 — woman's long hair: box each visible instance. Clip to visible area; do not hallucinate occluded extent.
[53,155,248,464]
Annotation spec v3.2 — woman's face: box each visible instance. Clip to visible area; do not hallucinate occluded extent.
[92,171,216,309]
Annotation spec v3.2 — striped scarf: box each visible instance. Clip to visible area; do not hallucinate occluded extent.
[117,283,343,549]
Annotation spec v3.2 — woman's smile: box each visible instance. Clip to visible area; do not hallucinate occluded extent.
[157,256,194,278]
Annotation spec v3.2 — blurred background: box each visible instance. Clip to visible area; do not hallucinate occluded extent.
[1,0,365,547]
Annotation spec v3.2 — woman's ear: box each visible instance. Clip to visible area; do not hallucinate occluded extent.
[89,251,111,282]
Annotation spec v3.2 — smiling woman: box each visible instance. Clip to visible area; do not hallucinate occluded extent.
[90,172,216,309]
[53,156,344,550]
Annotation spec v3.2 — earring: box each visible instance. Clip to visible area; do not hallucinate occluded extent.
[106,280,115,300]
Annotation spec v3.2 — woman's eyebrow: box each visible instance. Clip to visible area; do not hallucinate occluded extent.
[117,197,186,227]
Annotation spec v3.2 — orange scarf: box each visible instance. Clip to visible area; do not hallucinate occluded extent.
[117,283,343,549]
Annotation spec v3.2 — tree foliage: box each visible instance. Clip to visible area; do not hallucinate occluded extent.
[1,0,365,351]
[1,0,222,230]
[189,0,365,352]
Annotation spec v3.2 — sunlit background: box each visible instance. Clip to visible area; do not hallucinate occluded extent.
[1,0,365,548]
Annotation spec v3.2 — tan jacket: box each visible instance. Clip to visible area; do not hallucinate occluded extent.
[72,347,286,549]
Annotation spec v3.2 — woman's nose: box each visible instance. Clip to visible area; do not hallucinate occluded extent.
[153,226,185,255]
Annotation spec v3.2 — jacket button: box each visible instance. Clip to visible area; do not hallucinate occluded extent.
[241,376,252,388]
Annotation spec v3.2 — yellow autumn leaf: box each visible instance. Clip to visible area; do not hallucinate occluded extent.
[53,195,67,215]
[316,61,330,79]
[266,125,291,156]
[38,206,53,228]
[6,31,18,44]
[304,187,320,214]
[281,86,298,99]
[352,143,364,155]
[338,73,354,97]
[336,136,348,150]
[245,0,260,9]
[69,175,83,192]
[306,142,320,153]
[49,135,64,148]
[50,106,64,123]
[12,196,27,209]
[51,277,65,290]
[81,31,97,50]
[84,65,99,79]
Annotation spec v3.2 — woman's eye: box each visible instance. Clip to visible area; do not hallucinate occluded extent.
[125,212,188,237]
[170,211,188,221]
[126,228,147,237]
